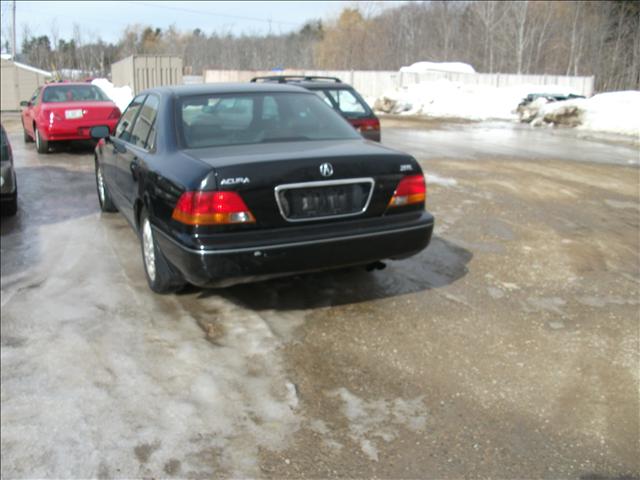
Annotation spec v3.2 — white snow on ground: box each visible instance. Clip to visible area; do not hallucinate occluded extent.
[0,219,300,478]
[400,61,476,74]
[91,78,133,112]
[533,91,640,137]
[328,388,427,462]
[377,80,579,121]
[426,172,458,187]
[375,73,639,137]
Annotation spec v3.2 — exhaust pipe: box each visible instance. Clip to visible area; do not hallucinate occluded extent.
[365,261,386,272]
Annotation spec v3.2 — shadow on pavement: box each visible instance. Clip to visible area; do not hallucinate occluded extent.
[197,235,472,310]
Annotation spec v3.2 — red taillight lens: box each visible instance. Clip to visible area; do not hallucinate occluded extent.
[354,118,380,132]
[44,110,63,122]
[172,191,256,225]
[108,108,121,120]
[388,174,426,208]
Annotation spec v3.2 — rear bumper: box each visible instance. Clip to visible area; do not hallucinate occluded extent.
[361,130,381,142]
[41,119,118,141]
[154,211,434,287]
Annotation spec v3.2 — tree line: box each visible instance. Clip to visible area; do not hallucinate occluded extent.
[14,1,640,92]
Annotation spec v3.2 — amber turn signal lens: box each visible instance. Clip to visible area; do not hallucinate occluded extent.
[172,191,256,225]
[388,174,426,208]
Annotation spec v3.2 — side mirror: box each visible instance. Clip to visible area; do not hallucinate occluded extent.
[90,125,110,139]
[20,100,30,107]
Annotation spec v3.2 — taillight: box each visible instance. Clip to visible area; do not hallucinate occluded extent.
[355,118,380,132]
[108,108,121,120]
[387,174,426,208]
[44,110,63,122]
[172,191,256,226]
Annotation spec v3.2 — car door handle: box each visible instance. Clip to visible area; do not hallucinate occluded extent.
[130,158,139,179]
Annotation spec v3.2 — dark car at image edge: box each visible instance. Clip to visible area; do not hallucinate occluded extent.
[91,83,433,293]
[1,124,17,216]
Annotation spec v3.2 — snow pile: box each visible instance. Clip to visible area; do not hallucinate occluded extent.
[375,80,579,121]
[91,78,133,112]
[400,61,476,74]
[532,91,640,137]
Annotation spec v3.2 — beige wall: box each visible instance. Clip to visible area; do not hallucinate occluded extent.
[1,59,51,111]
[112,55,183,95]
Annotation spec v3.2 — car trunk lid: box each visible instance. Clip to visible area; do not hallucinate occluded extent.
[182,139,422,228]
[43,101,118,122]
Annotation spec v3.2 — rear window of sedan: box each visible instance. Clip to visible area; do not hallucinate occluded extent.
[43,85,110,103]
[315,88,371,117]
[179,92,360,148]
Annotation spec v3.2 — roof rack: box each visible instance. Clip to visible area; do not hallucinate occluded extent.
[250,75,342,84]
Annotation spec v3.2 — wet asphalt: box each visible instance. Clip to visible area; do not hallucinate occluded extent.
[1,113,639,478]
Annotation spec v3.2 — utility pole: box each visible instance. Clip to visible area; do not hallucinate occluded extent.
[12,0,17,58]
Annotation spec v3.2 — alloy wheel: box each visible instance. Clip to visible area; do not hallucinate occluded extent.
[142,218,156,283]
[96,166,106,206]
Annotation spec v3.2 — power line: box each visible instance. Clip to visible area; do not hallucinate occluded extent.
[123,1,300,27]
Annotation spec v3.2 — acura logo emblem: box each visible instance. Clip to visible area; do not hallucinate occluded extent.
[319,163,334,177]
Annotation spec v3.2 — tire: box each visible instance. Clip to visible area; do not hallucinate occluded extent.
[35,126,49,154]
[95,160,117,212]
[1,191,17,216]
[139,208,185,294]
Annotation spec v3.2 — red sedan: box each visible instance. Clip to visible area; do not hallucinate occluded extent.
[21,83,121,154]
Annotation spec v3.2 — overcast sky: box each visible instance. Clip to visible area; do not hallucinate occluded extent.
[0,1,403,49]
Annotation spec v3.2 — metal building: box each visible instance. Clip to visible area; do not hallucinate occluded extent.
[1,56,52,111]
[111,55,183,95]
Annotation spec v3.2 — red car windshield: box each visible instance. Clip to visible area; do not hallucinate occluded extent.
[43,85,110,103]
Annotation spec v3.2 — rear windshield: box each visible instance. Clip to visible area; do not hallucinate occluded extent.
[314,88,371,117]
[179,92,361,148]
[43,85,110,103]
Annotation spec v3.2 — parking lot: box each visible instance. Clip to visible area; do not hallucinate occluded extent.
[1,113,638,478]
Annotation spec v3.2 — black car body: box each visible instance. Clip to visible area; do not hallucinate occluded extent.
[1,124,17,216]
[251,76,381,142]
[92,83,433,292]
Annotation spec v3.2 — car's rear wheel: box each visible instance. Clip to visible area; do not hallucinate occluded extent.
[34,127,49,154]
[139,208,185,294]
[1,191,17,216]
[95,161,117,212]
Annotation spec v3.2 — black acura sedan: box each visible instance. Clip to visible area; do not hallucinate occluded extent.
[92,83,434,293]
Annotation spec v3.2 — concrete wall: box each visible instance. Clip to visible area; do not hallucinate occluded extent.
[112,55,183,95]
[1,59,51,111]
[204,69,595,99]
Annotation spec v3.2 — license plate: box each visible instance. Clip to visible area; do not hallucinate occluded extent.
[279,183,371,220]
[65,109,83,119]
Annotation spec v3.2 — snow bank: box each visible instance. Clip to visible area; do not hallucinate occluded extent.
[533,91,640,137]
[400,61,476,74]
[375,80,579,121]
[91,78,133,112]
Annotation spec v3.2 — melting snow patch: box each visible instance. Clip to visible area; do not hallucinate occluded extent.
[375,80,579,121]
[0,224,302,479]
[426,172,457,187]
[328,388,427,462]
[399,61,476,74]
[530,91,640,137]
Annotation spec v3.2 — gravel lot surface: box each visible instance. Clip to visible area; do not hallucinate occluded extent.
[1,113,638,478]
